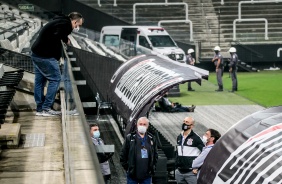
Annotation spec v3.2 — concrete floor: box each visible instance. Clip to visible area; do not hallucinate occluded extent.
[149,105,265,146]
[0,111,64,184]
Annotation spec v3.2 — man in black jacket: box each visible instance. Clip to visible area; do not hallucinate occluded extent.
[175,116,204,184]
[120,117,158,184]
[31,12,83,116]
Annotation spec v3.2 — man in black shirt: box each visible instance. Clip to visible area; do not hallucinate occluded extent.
[120,117,158,184]
[31,12,83,116]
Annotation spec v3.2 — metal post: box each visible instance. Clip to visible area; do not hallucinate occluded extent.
[16,33,19,48]
[218,8,220,46]
[277,48,282,57]
[195,41,201,63]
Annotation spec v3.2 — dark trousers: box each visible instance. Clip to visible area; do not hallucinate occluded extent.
[188,82,192,89]
[231,69,237,90]
[216,68,223,89]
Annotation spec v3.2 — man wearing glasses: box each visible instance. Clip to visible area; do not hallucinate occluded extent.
[175,117,205,184]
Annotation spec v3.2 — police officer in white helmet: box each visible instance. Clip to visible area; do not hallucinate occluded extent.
[212,46,224,91]
[186,48,196,91]
[228,47,238,92]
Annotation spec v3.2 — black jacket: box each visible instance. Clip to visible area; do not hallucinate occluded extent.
[175,130,204,173]
[120,131,158,178]
[31,15,72,60]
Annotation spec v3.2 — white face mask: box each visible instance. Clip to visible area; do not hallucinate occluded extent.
[138,125,147,134]
[202,135,208,144]
[73,26,79,32]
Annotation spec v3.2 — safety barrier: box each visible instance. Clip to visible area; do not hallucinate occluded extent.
[232,0,282,41]
[158,20,193,41]
[233,18,268,41]
[133,2,189,24]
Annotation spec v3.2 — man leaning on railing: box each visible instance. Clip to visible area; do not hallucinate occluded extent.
[30,12,83,117]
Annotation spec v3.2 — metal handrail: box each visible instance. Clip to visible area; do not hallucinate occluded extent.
[238,0,282,19]
[98,0,117,7]
[232,0,282,41]
[278,48,282,57]
[201,3,212,45]
[220,0,281,5]
[158,20,193,41]
[233,18,268,41]
[60,41,105,184]
[133,2,188,24]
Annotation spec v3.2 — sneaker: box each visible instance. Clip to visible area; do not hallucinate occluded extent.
[189,105,196,112]
[35,111,43,116]
[42,109,61,117]
[66,109,79,116]
[188,88,195,91]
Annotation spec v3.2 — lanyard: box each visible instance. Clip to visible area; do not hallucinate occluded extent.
[139,135,146,148]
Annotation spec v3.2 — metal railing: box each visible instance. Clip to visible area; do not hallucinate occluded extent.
[133,2,189,24]
[233,18,269,41]
[201,3,212,46]
[277,48,282,57]
[219,0,281,5]
[60,41,105,184]
[158,20,193,41]
[98,0,117,7]
[238,0,282,19]
[232,0,282,41]
[96,0,177,7]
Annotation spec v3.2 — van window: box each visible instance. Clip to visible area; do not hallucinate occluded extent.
[148,35,176,47]
[103,35,119,47]
[139,36,150,49]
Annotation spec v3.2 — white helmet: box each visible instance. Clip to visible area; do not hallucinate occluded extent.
[214,46,221,51]
[229,47,236,53]
[188,48,194,54]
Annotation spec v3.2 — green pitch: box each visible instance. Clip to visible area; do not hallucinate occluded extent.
[169,70,282,107]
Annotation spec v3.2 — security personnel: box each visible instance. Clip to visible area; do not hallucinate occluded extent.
[228,47,238,92]
[186,48,196,91]
[212,46,224,91]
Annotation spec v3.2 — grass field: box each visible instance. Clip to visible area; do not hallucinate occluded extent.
[169,70,282,107]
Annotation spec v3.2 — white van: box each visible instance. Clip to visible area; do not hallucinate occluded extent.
[100,26,186,62]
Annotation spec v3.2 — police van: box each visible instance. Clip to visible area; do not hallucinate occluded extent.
[99,26,186,62]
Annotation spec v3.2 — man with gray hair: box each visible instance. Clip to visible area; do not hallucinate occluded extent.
[175,117,204,184]
[120,117,158,184]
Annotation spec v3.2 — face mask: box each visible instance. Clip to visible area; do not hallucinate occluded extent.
[93,130,100,138]
[73,26,79,32]
[138,125,147,134]
[182,123,191,131]
[202,135,208,144]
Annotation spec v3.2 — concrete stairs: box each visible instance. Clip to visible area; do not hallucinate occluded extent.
[212,0,282,44]
[77,0,225,58]
[77,0,282,60]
